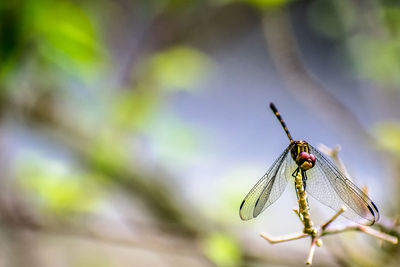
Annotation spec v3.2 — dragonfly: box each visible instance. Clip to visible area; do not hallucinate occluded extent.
[239,103,379,225]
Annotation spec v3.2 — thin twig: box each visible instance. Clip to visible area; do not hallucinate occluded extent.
[323,225,398,244]
[305,237,317,265]
[293,208,303,223]
[321,207,347,231]
[260,232,308,243]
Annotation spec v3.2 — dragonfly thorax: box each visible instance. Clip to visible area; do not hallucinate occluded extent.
[291,141,316,171]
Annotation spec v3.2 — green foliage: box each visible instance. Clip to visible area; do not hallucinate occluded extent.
[86,129,131,173]
[202,232,242,267]
[113,88,161,130]
[355,7,400,87]
[243,0,291,8]
[0,0,107,86]
[349,35,400,87]
[373,121,400,157]
[30,0,106,80]
[307,0,356,39]
[16,152,103,215]
[212,0,291,9]
[0,1,27,77]
[305,1,400,89]
[382,7,400,37]
[146,46,214,91]
[113,45,214,130]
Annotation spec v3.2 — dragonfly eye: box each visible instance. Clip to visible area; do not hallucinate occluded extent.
[309,154,316,163]
[299,152,310,160]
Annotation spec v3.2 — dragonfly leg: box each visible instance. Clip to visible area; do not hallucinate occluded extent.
[291,167,299,178]
[292,168,300,199]
[294,181,300,200]
[302,170,308,190]
[301,170,310,207]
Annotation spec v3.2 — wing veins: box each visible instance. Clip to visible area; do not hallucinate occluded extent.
[239,143,294,220]
[307,145,379,224]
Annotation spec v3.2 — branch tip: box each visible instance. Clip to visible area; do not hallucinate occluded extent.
[305,238,317,265]
[321,206,346,230]
[260,232,308,244]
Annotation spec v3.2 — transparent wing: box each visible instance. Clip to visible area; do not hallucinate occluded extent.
[239,143,295,220]
[306,145,379,225]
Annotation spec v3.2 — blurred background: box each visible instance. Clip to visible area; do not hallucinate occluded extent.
[1,0,400,266]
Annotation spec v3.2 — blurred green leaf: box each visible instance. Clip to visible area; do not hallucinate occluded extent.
[202,232,242,267]
[16,152,103,215]
[243,0,290,8]
[382,7,400,37]
[29,0,105,80]
[212,0,291,9]
[147,46,214,91]
[0,2,26,77]
[308,0,355,39]
[373,121,400,157]
[113,87,161,130]
[349,35,400,87]
[87,129,131,173]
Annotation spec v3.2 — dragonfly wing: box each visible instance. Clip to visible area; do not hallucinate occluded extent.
[239,144,295,220]
[306,145,379,225]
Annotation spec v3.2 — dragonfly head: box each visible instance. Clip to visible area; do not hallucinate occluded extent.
[291,141,316,170]
[298,151,316,170]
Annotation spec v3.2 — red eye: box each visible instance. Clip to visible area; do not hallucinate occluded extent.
[299,152,310,160]
[309,154,316,162]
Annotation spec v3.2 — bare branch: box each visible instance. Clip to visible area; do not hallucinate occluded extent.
[305,237,317,265]
[323,225,398,244]
[260,232,308,244]
[293,208,303,224]
[321,207,347,231]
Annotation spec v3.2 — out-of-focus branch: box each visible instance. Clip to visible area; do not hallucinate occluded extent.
[8,91,203,237]
[0,211,209,263]
[318,144,351,180]
[261,8,372,143]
